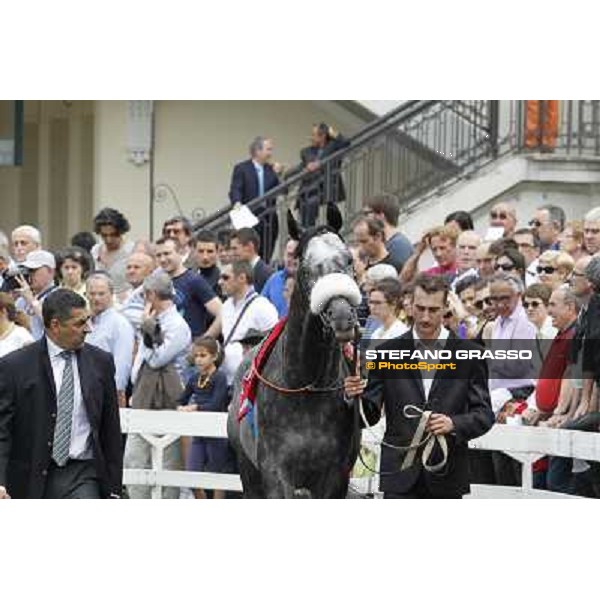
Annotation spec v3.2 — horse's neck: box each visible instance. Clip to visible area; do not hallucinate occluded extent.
[283,300,341,388]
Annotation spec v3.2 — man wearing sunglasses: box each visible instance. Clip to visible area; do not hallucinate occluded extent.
[528,205,565,253]
[489,202,517,238]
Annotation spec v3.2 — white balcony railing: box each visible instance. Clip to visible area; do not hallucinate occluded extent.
[120,409,600,499]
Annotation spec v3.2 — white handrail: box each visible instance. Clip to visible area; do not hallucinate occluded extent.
[118,409,600,499]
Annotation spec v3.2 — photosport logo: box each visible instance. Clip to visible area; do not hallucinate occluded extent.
[360,339,540,380]
[364,348,532,371]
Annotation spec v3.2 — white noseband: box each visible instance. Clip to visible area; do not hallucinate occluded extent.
[309,273,362,315]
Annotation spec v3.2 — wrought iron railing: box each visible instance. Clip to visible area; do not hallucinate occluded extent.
[193,100,499,259]
[193,100,600,260]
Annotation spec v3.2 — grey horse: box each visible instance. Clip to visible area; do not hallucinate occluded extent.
[227,207,362,498]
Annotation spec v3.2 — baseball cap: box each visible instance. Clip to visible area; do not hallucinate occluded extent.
[22,250,56,270]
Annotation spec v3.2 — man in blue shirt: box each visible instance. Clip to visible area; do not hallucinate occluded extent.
[86,272,135,407]
[155,238,222,338]
[363,195,413,268]
[261,239,298,317]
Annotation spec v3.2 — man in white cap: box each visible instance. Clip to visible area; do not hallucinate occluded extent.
[15,250,58,340]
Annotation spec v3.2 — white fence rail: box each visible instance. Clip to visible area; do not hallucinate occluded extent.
[119,409,600,499]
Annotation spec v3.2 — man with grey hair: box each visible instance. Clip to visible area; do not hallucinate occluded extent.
[124,271,192,499]
[11,225,42,264]
[583,207,600,255]
[229,136,281,262]
[529,204,565,252]
[488,272,537,485]
[86,272,135,406]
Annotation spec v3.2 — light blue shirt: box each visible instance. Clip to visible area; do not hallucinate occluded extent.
[46,336,92,460]
[131,304,192,384]
[87,306,135,392]
[15,285,57,340]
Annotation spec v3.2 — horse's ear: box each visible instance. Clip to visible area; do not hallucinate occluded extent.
[287,209,303,241]
[326,203,343,233]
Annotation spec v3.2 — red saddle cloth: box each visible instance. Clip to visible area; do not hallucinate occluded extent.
[238,317,287,422]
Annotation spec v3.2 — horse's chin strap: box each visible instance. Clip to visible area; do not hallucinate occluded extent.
[358,400,448,475]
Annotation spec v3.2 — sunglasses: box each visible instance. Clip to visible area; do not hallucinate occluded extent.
[495,263,515,272]
[528,219,543,228]
[474,297,493,310]
[536,265,556,274]
[490,211,508,220]
[523,300,544,309]
[443,311,454,319]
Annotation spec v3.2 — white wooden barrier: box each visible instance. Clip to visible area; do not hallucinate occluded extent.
[119,409,600,499]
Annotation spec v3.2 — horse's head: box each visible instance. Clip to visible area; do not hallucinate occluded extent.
[287,205,361,343]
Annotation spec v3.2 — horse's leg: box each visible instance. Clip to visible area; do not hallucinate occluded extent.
[237,451,266,499]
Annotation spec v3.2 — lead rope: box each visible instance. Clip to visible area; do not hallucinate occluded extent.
[357,400,448,475]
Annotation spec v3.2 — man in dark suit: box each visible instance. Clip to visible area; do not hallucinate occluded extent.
[0,288,123,499]
[229,136,281,262]
[229,228,273,294]
[296,123,350,227]
[345,274,494,499]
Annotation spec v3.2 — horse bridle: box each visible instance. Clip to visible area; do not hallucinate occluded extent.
[255,245,359,395]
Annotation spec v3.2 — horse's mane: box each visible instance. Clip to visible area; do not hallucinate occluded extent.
[293,225,346,261]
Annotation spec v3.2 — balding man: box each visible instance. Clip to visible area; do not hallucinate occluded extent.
[452,230,481,290]
[489,202,517,238]
[126,252,155,289]
[11,225,42,264]
[119,253,157,327]
[531,288,580,492]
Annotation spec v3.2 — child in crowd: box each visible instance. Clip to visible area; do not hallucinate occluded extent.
[177,337,229,499]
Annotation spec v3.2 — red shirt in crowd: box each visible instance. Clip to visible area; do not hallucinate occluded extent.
[424,263,458,277]
[535,322,576,413]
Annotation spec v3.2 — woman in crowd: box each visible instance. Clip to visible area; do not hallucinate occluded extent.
[177,337,229,500]
[494,246,526,283]
[473,279,496,341]
[537,250,575,290]
[91,207,135,296]
[0,292,33,357]
[368,278,408,341]
[524,283,557,340]
[455,274,480,339]
[558,221,587,262]
[55,246,93,299]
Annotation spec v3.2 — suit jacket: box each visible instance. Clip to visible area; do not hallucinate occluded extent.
[362,331,494,497]
[253,259,274,294]
[0,338,123,499]
[297,136,350,206]
[228,159,280,211]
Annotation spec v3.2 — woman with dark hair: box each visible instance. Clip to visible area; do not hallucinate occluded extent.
[91,207,135,295]
[445,210,474,232]
[494,246,526,282]
[0,292,33,357]
[56,246,93,299]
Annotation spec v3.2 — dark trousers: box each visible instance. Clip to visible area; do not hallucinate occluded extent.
[43,459,101,499]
